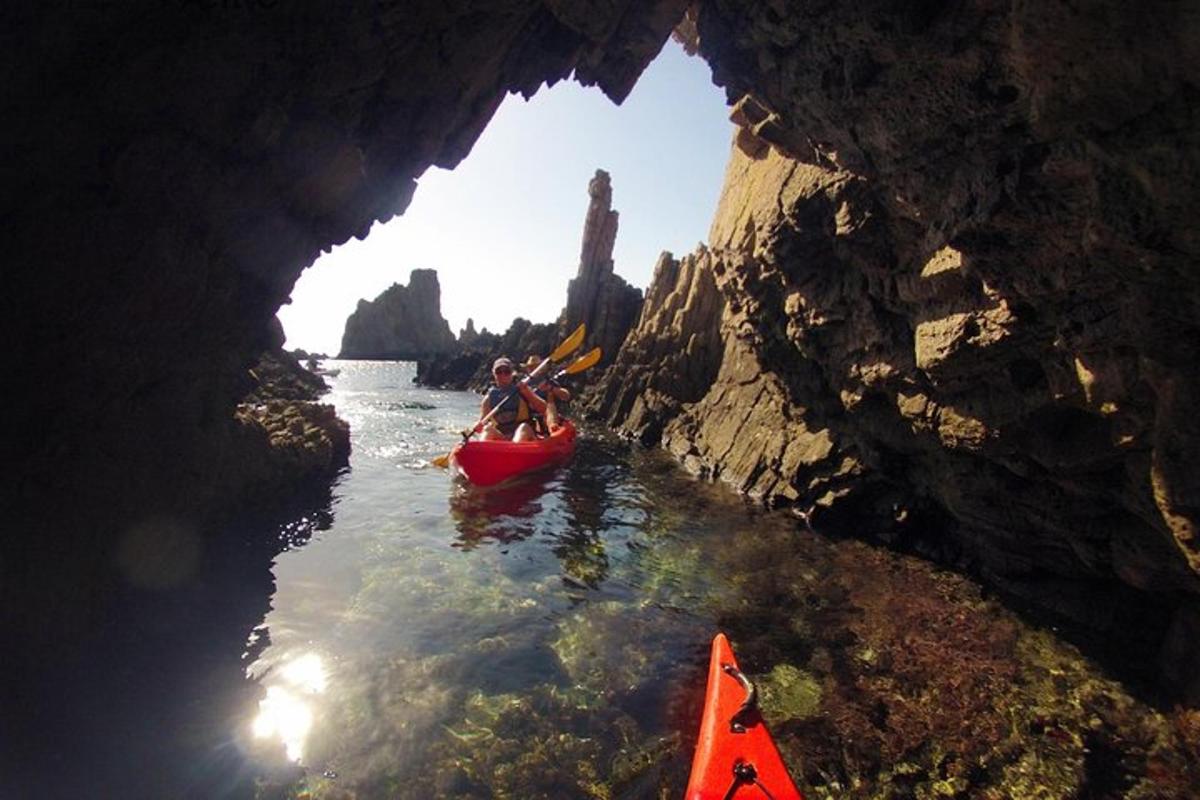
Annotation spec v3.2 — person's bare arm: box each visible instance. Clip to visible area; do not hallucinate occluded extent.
[519,382,547,414]
[538,380,570,402]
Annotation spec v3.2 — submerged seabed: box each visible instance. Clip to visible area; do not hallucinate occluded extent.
[249,362,1198,799]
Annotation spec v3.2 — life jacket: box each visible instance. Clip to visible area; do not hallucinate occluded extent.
[486,384,530,435]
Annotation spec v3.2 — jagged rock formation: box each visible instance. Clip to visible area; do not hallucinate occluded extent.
[586,1,1200,699]
[288,347,330,363]
[238,343,350,492]
[415,169,644,389]
[416,318,559,391]
[339,269,457,359]
[458,318,485,348]
[230,356,350,504]
[583,249,725,444]
[247,347,328,404]
[558,169,644,364]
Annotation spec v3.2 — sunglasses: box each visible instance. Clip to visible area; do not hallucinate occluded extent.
[494,367,512,375]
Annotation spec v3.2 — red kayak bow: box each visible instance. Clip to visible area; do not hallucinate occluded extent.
[685,633,804,800]
[450,419,576,486]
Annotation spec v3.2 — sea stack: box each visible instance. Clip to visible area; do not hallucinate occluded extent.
[339,269,458,359]
[558,170,643,366]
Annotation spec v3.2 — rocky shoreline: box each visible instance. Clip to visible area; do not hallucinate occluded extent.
[226,345,350,508]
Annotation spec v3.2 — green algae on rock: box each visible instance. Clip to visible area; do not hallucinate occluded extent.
[757,663,822,724]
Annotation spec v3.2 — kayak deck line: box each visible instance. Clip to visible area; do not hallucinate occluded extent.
[685,633,804,800]
[450,419,577,486]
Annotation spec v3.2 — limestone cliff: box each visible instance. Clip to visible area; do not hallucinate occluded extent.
[558,170,644,364]
[339,269,457,359]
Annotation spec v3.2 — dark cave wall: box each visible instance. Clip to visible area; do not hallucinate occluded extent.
[5,0,687,521]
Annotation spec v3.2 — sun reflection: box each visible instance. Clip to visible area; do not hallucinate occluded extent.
[252,652,328,763]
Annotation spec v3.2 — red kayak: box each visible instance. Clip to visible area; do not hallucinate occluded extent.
[685,634,804,800]
[450,419,576,486]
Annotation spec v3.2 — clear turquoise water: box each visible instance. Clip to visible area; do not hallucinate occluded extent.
[237,361,1199,800]
[242,360,763,795]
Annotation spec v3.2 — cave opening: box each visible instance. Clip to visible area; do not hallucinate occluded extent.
[278,38,732,360]
[9,2,1200,796]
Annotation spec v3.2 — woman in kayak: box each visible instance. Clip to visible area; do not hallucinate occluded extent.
[474,356,547,442]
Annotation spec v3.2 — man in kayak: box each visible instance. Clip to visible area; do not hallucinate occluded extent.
[474,357,547,442]
[520,354,571,436]
[520,355,571,404]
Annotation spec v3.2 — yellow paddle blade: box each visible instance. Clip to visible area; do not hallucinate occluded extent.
[549,323,586,361]
[562,346,602,375]
[431,452,451,469]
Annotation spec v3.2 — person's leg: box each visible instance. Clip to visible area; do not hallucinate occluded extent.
[513,423,536,442]
[482,422,506,441]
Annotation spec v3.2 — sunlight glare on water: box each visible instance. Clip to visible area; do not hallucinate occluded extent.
[252,652,328,762]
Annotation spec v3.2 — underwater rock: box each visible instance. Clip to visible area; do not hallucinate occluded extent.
[756,663,822,725]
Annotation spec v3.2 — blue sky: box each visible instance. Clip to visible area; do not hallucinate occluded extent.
[279,38,734,354]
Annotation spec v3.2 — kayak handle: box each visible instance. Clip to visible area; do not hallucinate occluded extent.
[722,762,778,800]
[721,663,758,733]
